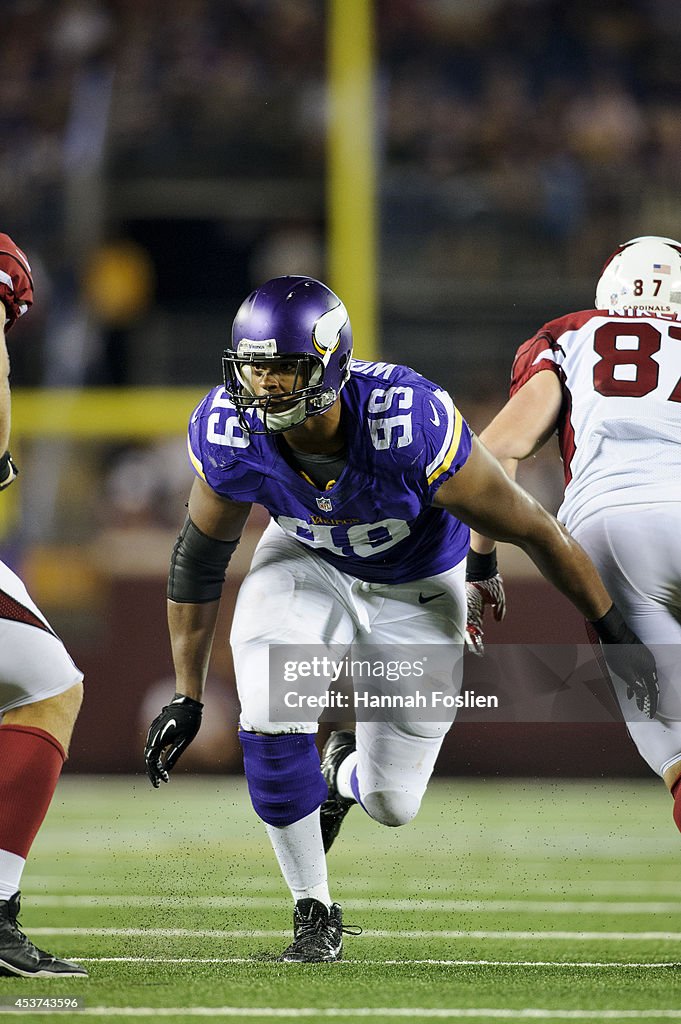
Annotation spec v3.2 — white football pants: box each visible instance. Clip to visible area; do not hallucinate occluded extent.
[0,560,83,713]
[231,521,466,818]
[574,503,681,778]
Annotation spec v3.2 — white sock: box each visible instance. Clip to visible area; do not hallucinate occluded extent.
[292,881,333,906]
[336,750,359,801]
[265,808,332,908]
[0,849,25,901]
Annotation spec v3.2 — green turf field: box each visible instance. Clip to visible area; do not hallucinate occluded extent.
[2,775,681,1022]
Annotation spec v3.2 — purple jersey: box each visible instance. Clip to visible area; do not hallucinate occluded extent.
[187,359,472,583]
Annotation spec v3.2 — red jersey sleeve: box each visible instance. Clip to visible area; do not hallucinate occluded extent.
[510,328,563,397]
[0,234,33,331]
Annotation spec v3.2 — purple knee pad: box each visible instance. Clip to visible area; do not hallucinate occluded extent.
[350,765,364,808]
[239,731,328,827]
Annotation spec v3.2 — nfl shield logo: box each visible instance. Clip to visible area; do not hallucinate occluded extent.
[316,495,333,512]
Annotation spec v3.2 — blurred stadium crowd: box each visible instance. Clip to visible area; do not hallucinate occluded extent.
[3,0,681,393]
[2,0,671,775]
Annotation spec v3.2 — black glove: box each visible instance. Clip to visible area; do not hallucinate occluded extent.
[590,606,659,719]
[144,693,203,787]
[465,548,506,656]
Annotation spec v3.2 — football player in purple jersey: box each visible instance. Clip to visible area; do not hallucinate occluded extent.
[145,276,658,962]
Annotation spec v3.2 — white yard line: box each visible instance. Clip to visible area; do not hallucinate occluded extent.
[77,956,681,968]
[22,876,681,896]
[21,895,681,914]
[27,835,681,858]
[23,927,681,940]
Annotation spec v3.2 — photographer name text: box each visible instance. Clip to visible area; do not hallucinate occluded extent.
[283,690,498,710]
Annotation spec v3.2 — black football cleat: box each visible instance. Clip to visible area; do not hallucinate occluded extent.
[278,898,344,962]
[319,729,357,853]
[0,893,87,977]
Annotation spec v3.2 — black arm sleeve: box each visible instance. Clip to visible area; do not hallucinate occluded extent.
[167,515,240,603]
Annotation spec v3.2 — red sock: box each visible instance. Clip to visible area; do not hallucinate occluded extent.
[0,725,65,858]
[671,778,681,835]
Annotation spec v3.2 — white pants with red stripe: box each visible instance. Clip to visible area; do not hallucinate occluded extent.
[0,560,83,713]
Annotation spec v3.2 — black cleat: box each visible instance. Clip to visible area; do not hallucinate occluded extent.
[278,898,344,962]
[0,893,87,978]
[319,729,357,853]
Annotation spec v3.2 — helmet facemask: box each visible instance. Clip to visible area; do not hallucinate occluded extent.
[223,348,340,434]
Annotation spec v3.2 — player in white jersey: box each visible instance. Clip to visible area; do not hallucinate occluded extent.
[466,235,681,829]
[0,235,86,978]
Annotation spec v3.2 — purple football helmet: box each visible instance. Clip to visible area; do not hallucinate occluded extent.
[223,276,353,434]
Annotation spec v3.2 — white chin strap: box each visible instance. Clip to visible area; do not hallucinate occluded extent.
[258,400,308,431]
[239,362,325,431]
